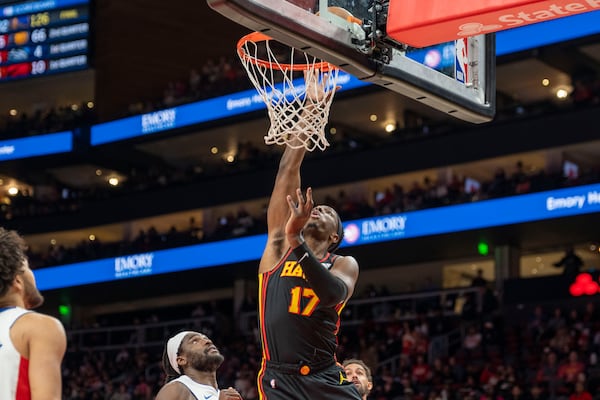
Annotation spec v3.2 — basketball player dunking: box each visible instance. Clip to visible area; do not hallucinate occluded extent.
[256,74,361,399]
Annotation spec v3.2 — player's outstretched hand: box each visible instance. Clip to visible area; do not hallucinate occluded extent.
[219,387,243,400]
[285,187,314,238]
[304,70,339,103]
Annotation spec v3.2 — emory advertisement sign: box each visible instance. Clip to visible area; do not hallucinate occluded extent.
[387,0,600,47]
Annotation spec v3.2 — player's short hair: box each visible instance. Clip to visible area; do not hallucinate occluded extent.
[0,228,27,297]
[343,359,373,383]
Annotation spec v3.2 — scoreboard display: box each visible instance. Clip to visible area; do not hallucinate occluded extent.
[0,0,90,82]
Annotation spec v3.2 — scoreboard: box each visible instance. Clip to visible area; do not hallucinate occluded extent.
[0,0,90,82]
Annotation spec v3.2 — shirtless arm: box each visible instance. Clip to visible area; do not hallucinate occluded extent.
[259,145,307,273]
[259,70,335,273]
[25,313,67,400]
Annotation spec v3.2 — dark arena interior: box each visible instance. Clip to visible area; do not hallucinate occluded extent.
[1,0,600,399]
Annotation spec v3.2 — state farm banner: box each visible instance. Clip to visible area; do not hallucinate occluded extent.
[387,0,600,47]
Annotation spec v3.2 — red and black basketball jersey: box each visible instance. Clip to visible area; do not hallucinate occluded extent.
[258,247,346,364]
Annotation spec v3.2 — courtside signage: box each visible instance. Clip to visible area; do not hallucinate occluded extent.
[342,183,600,247]
[387,0,600,47]
[36,235,267,290]
[496,11,600,54]
[36,182,600,290]
[90,72,368,145]
[0,131,72,161]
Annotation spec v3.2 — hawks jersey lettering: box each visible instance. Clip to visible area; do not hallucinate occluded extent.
[170,375,220,400]
[259,248,345,363]
[0,307,32,400]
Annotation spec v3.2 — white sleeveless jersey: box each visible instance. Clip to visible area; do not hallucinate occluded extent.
[0,306,31,400]
[171,375,220,400]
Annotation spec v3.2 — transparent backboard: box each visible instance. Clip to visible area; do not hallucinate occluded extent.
[208,0,496,123]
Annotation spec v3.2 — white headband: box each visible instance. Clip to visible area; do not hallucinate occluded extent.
[167,331,194,373]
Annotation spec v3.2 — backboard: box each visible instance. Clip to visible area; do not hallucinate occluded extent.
[207,0,496,123]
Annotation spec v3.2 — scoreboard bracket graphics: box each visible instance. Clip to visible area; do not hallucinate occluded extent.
[0,0,90,82]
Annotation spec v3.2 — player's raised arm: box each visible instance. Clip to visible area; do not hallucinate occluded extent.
[259,145,307,273]
[259,70,330,273]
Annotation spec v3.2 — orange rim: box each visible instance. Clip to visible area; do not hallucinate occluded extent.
[237,31,336,72]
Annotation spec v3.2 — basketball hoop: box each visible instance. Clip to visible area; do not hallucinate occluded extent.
[237,32,339,151]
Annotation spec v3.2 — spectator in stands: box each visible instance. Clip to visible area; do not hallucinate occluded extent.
[528,305,548,342]
[411,354,432,394]
[463,325,483,358]
[558,351,586,386]
[156,331,242,400]
[547,308,568,338]
[536,351,561,398]
[528,384,548,400]
[111,384,132,400]
[512,160,531,194]
[133,377,152,400]
[553,247,584,279]
[0,227,67,400]
[471,268,488,288]
[343,359,373,400]
[569,381,593,400]
[488,167,510,197]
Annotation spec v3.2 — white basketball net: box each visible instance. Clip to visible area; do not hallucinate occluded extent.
[238,33,339,151]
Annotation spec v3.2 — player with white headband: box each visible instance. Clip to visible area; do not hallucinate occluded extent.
[155,331,243,400]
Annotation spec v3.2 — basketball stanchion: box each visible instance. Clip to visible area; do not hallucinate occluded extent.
[237,31,340,151]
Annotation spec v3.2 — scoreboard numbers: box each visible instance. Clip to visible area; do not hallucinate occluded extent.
[0,0,90,82]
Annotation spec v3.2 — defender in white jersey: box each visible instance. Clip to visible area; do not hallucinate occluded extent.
[156,331,243,400]
[0,227,67,400]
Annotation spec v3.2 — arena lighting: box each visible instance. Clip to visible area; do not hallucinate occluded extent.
[555,88,570,99]
[369,114,378,122]
[477,241,490,256]
[541,78,550,86]
[7,187,18,196]
[108,177,119,186]
[384,122,396,133]
[58,305,71,317]
[9,109,17,116]
[569,273,600,296]
[210,146,219,154]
